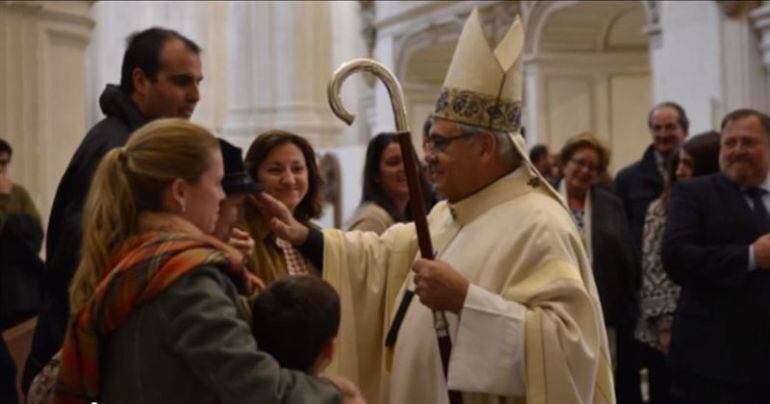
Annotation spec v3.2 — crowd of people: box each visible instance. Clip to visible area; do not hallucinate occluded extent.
[2,8,770,404]
[527,104,770,403]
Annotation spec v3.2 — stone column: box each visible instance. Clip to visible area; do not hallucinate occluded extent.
[222,1,347,149]
[0,1,94,225]
[719,1,768,115]
[222,1,261,147]
[521,59,542,146]
[647,0,723,133]
[272,1,339,147]
[371,34,398,135]
[750,1,770,112]
[751,2,770,70]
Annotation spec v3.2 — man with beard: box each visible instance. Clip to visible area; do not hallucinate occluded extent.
[255,8,613,404]
[662,109,770,403]
[23,27,203,391]
[613,101,689,403]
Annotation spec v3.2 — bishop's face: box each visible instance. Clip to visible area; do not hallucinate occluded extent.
[423,118,482,203]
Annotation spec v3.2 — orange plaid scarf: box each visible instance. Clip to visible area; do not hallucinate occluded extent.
[54,231,257,404]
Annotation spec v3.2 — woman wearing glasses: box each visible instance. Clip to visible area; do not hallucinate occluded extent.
[557,132,638,372]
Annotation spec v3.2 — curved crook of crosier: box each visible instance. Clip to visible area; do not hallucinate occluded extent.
[327,58,409,133]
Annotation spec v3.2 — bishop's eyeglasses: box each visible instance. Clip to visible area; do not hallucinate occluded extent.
[423,131,478,152]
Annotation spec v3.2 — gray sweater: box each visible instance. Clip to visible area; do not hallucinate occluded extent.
[100,265,341,404]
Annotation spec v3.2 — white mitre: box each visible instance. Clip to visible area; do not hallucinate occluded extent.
[435,8,566,203]
[433,7,524,134]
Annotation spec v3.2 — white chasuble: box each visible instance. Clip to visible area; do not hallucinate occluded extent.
[323,168,614,404]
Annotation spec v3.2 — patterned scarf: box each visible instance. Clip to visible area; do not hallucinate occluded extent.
[54,231,258,404]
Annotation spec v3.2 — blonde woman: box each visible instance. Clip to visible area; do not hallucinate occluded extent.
[53,119,357,404]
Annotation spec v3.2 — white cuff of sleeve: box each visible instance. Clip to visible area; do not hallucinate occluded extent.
[447,284,526,397]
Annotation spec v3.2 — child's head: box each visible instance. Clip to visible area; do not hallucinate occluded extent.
[251,275,340,374]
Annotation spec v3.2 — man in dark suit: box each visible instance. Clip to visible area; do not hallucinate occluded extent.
[615,102,689,259]
[662,108,770,403]
[614,101,689,404]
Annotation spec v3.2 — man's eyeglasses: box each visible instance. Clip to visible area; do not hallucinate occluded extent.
[424,132,477,152]
[569,158,599,173]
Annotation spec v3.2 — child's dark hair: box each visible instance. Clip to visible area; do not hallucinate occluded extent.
[251,275,340,372]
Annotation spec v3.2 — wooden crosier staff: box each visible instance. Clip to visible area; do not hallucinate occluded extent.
[327,58,463,404]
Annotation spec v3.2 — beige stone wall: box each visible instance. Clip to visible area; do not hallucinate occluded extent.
[0,1,93,228]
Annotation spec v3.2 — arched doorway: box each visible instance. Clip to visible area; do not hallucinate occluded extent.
[524,0,653,174]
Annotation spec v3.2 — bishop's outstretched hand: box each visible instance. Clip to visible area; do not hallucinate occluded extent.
[249,192,310,246]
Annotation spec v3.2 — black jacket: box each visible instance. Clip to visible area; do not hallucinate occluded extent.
[613,145,664,262]
[662,173,770,394]
[0,213,44,329]
[590,186,639,328]
[22,85,148,391]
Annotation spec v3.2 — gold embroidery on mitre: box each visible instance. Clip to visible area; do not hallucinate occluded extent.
[434,86,522,133]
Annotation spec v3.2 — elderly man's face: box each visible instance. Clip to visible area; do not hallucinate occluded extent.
[649,106,687,159]
[423,118,481,202]
[720,115,770,188]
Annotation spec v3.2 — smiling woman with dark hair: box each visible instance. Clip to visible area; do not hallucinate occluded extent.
[243,129,325,284]
[346,132,434,234]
